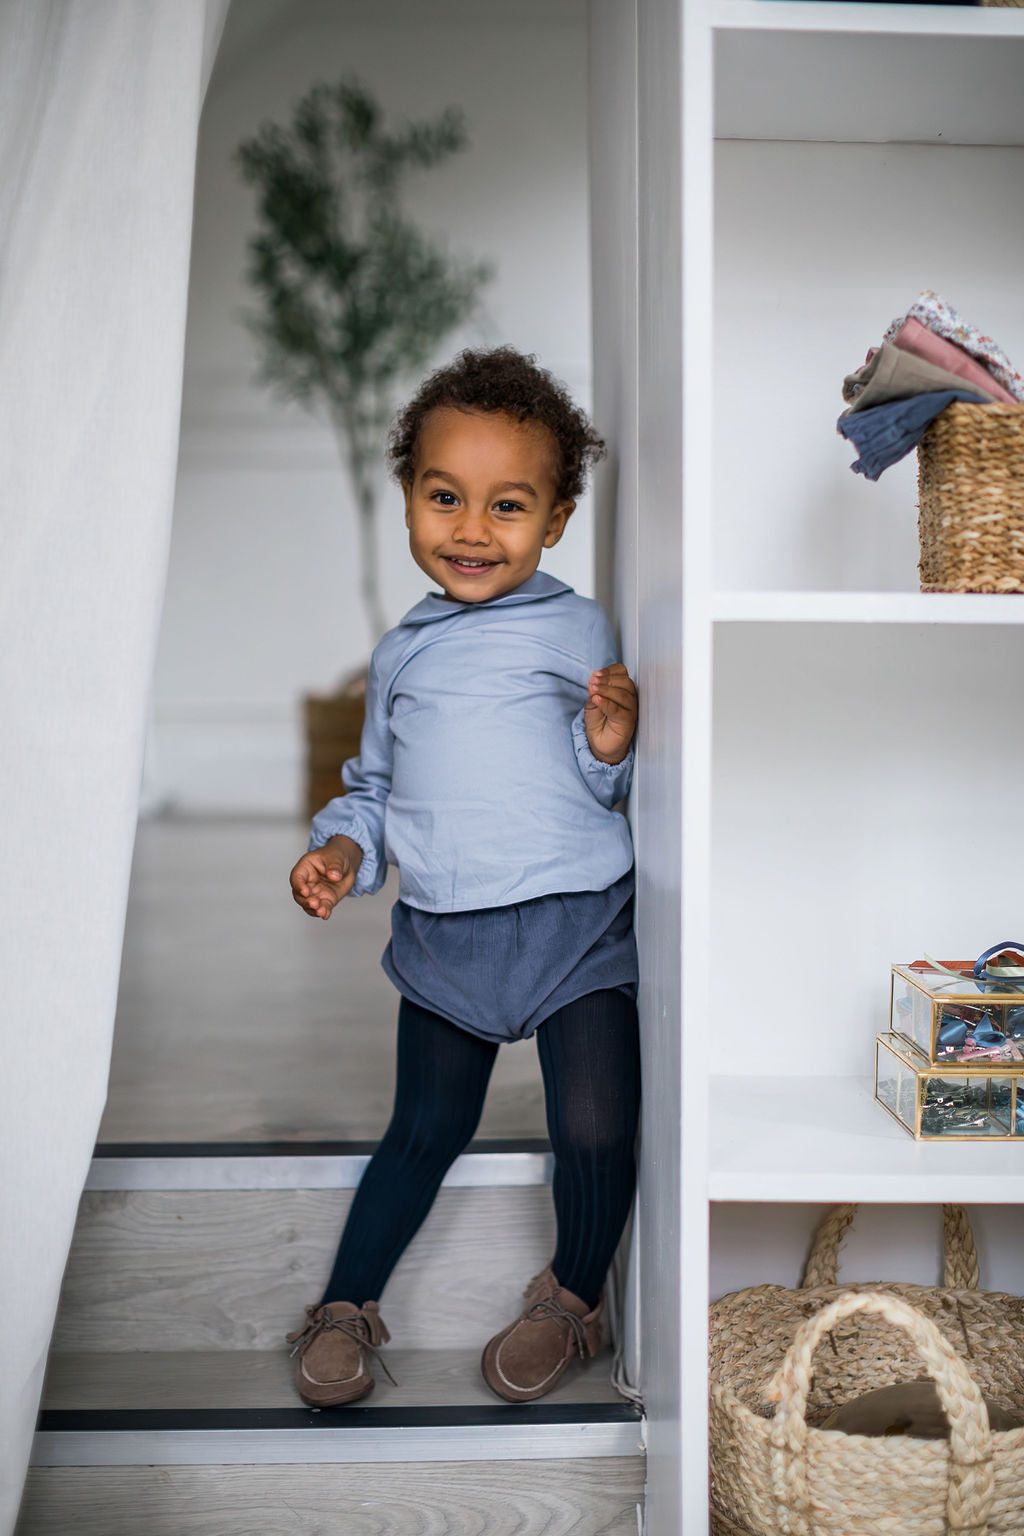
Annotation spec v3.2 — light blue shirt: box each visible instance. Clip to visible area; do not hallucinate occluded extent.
[309,571,635,913]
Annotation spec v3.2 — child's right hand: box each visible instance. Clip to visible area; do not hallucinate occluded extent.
[289,836,364,920]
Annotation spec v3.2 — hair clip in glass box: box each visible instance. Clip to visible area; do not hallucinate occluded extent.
[875,1032,1024,1141]
[890,948,1024,1068]
[878,945,1024,1139]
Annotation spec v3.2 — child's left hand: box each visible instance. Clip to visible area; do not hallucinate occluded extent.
[585,664,638,764]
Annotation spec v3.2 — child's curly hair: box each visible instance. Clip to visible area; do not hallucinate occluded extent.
[387,346,606,502]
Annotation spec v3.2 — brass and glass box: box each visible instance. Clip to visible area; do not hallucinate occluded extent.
[891,962,1024,1067]
[875,1032,1023,1141]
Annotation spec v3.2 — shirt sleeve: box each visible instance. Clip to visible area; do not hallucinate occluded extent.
[571,606,635,809]
[307,651,392,896]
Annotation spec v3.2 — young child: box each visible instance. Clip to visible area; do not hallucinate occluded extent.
[287,347,640,1407]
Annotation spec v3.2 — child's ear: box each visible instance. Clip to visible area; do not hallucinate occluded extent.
[543,500,575,548]
[403,481,413,528]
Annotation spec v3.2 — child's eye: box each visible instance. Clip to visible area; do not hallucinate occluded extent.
[493,500,524,514]
[431,491,459,507]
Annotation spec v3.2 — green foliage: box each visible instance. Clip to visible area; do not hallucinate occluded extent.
[235,80,492,447]
[236,80,492,645]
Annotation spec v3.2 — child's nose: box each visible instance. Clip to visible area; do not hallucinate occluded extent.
[453,507,491,543]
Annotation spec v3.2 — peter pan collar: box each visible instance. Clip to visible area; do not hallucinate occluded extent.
[399,570,574,627]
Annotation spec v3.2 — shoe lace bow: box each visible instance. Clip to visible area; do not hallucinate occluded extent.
[526,1296,593,1358]
[287,1306,397,1386]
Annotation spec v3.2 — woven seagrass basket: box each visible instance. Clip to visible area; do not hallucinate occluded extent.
[709,1204,1024,1536]
[917,401,1024,592]
[303,692,365,821]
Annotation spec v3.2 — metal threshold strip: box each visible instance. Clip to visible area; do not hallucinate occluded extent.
[34,1402,645,1466]
[87,1138,554,1191]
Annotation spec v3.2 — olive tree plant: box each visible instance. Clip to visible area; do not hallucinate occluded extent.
[236,80,491,647]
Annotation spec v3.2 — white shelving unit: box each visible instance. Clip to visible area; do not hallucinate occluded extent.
[592,3,1024,1531]
[705,8,1024,1528]
[708,0,1024,1213]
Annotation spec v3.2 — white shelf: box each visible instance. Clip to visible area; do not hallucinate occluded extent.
[713,591,1024,624]
[715,2,1024,38]
[714,18,1024,144]
[710,1075,1024,1203]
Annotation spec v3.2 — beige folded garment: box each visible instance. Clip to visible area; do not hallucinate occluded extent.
[842,339,1002,413]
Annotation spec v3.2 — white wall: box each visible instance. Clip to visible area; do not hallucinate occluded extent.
[151,0,593,814]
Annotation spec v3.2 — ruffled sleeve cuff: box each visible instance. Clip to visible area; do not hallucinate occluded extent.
[571,707,634,808]
[307,803,386,896]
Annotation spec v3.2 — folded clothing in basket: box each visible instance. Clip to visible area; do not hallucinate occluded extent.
[842,339,1006,412]
[837,290,1023,479]
[883,290,1024,402]
[889,317,1020,405]
[837,388,987,480]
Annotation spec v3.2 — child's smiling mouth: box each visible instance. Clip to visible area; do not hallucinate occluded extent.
[442,556,502,574]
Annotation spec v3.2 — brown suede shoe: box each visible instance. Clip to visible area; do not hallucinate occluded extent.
[481,1280,603,1402]
[522,1265,558,1306]
[287,1300,392,1407]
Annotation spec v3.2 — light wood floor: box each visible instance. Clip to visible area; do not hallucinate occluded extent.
[100,818,546,1143]
[19,1461,645,1536]
[55,1187,556,1352]
[42,1347,621,1410]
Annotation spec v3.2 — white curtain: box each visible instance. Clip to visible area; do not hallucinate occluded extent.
[0,3,227,1527]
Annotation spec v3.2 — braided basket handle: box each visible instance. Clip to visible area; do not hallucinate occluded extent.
[800,1204,979,1290]
[766,1290,994,1536]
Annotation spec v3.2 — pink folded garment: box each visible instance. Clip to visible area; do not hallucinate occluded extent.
[884,290,1024,400]
[891,317,1018,406]
[842,340,1003,411]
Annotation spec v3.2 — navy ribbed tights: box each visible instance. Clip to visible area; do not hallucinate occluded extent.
[320,988,641,1311]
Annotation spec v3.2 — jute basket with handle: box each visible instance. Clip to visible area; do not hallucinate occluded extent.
[709,1204,1024,1536]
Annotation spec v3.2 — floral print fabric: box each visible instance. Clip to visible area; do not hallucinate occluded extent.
[883,290,1024,403]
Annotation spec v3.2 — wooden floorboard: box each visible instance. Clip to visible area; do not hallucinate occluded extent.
[102,818,547,1143]
[55,1187,556,1350]
[42,1347,624,1412]
[18,1459,645,1535]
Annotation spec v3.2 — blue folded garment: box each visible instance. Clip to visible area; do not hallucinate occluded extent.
[837,389,987,481]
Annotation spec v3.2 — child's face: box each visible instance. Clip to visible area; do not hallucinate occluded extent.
[403,407,574,603]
